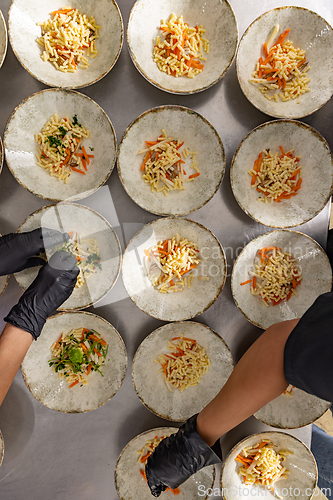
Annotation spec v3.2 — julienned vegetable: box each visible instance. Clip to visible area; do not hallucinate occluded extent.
[139,129,199,196]
[241,246,302,306]
[249,27,310,102]
[153,13,209,79]
[249,147,302,203]
[49,327,109,387]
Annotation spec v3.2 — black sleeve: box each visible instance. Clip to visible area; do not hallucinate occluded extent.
[284,291,333,403]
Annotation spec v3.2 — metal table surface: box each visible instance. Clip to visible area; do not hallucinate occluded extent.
[0,0,332,499]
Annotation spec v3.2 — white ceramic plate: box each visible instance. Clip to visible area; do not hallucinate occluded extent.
[127,0,238,94]
[0,10,8,69]
[254,386,331,429]
[8,0,123,89]
[236,6,333,118]
[132,321,233,422]
[118,105,225,216]
[0,430,4,467]
[231,230,332,330]
[15,202,121,310]
[21,311,127,412]
[4,89,117,202]
[122,217,227,321]
[115,427,215,500]
[230,120,333,228]
[221,431,317,500]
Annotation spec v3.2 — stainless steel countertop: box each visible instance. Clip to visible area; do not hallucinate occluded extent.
[0,0,332,499]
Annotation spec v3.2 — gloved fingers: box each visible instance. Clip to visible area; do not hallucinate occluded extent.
[40,228,70,250]
[145,467,167,497]
[47,251,79,272]
[13,256,46,273]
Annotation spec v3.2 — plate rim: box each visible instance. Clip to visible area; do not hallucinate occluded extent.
[122,216,227,321]
[229,118,333,228]
[127,0,238,95]
[236,5,333,119]
[117,104,226,216]
[21,310,128,413]
[14,201,122,311]
[3,87,117,202]
[220,430,318,499]
[7,0,124,90]
[231,229,333,329]
[132,320,234,422]
[0,10,8,70]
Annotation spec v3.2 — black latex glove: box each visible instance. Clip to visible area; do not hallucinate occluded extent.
[145,414,221,497]
[0,228,69,276]
[4,251,79,340]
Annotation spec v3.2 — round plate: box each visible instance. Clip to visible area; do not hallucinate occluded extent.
[4,88,117,202]
[231,230,332,330]
[0,10,8,69]
[221,431,317,500]
[118,105,225,216]
[132,321,233,421]
[127,0,238,95]
[122,217,227,321]
[8,0,123,89]
[254,387,331,430]
[0,430,4,467]
[115,427,215,500]
[21,311,127,413]
[14,202,121,310]
[230,120,333,228]
[236,6,333,118]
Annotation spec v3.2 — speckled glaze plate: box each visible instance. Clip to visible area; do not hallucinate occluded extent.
[221,432,317,500]
[231,230,332,330]
[0,10,8,69]
[0,430,4,467]
[122,217,227,321]
[132,321,233,422]
[127,0,238,94]
[21,311,127,413]
[4,89,116,202]
[118,106,225,216]
[8,0,123,89]
[115,427,215,500]
[254,387,331,429]
[15,203,121,310]
[230,120,333,228]
[236,6,333,118]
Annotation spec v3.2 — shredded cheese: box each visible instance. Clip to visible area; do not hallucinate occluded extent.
[144,234,201,293]
[153,13,209,78]
[35,114,91,182]
[139,129,199,195]
[241,247,302,306]
[249,147,302,203]
[236,440,291,489]
[36,7,101,72]
[249,28,310,103]
[155,333,210,392]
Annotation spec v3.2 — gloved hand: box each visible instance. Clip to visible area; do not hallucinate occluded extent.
[0,228,69,276]
[145,414,222,497]
[4,251,79,340]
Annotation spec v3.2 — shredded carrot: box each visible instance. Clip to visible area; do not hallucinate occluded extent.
[188,172,200,179]
[86,364,93,376]
[240,279,252,286]
[71,166,85,175]
[69,380,79,388]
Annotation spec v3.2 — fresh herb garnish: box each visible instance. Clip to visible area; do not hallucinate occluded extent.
[86,253,102,271]
[58,126,67,138]
[89,147,94,151]
[45,135,63,149]
[72,115,82,127]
